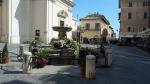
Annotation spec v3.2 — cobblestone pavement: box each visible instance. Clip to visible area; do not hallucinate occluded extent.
[0,44,150,84]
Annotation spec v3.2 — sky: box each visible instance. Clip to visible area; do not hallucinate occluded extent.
[73,0,120,38]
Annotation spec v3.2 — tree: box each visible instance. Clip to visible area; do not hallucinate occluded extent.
[2,43,9,64]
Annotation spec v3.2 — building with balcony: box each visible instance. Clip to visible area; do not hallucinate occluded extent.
[0,0,76,44]
[79,13,114,44]
[119,0,150,41]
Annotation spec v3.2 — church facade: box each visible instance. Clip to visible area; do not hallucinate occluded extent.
[0,0,76,44]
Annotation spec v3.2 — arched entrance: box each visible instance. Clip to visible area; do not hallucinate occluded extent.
[101,29,108,43]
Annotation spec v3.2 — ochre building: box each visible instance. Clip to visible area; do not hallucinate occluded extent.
[79,13,115,44]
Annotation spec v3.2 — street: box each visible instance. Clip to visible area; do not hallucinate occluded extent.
[96,45,150,84]
[0,45,150,84]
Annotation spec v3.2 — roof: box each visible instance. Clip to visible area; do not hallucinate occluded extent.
[80,13,110,25]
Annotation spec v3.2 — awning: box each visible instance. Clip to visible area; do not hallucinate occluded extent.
[137,29,150,38]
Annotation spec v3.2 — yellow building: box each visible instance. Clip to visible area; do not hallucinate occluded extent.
[79,13,114,44]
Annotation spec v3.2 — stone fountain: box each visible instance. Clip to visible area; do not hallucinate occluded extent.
[49,26,75,65]
[52,26,72,40]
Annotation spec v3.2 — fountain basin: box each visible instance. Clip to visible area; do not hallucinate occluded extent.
[52,26,72,39]
[52,26,72,32]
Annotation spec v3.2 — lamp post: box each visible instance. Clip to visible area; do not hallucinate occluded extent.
[78,26,85,44]
[99,25,102,47]
[77,27,80,44]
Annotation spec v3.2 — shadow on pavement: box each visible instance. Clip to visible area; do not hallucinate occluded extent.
[37,65,93,84]
[1,80,32,84]
[3,71,23,74]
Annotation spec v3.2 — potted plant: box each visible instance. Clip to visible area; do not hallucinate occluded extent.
[29,36,42,55]
[79,49,86,77]
[79,47,90,77]
[32,49,49,68]
[2,43,9,64]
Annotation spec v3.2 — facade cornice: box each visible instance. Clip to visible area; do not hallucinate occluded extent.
[80,18,101,21]
[80,13,110,25]
[61,0,75,7]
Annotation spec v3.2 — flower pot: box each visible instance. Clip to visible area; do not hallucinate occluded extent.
[32,57,48,68]
[80,65,85,77]
[100,52,105,58]
[2,57,9,64]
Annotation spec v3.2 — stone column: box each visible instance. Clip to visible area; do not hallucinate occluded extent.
[86,55,96,80]
[105,48,112,67]
[22,52,32,74]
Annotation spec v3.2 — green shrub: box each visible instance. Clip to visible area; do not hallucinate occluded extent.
[2,43,8,58]
[64,38,80,56]
[34,49,49,58]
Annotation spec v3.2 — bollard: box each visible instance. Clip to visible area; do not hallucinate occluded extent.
[86,55,96,80]
[23,52,32,74]
[105,48,112,67]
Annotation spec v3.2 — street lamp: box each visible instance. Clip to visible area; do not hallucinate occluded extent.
[77,26,85,44]
[99,28,101,44]
[77,27,80,43]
